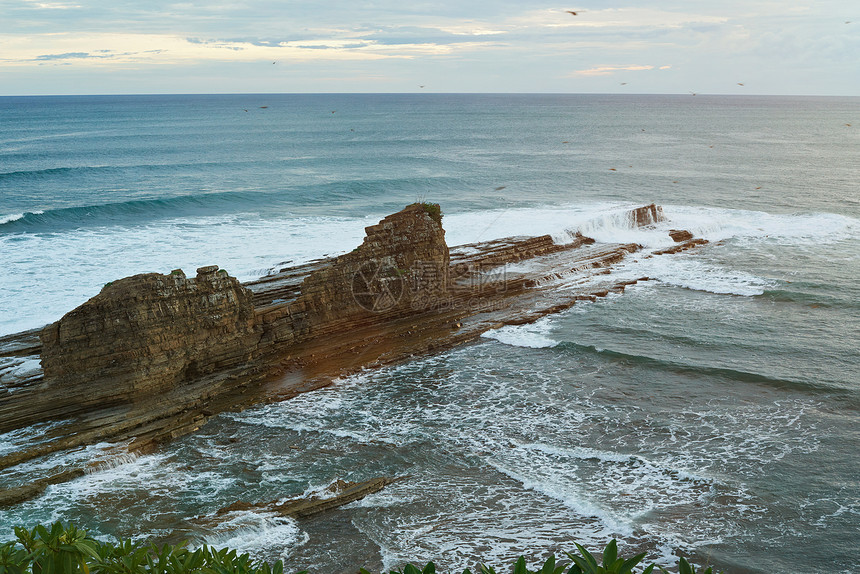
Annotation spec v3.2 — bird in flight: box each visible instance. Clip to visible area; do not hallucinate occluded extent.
[566,10,582,16]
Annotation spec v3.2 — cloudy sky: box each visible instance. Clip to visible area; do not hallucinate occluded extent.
[1,0,857,95]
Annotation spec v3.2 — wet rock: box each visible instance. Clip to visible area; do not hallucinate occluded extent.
[215,477,396,520]
[669,229,694,242]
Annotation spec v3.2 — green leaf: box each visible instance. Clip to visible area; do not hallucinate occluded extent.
[678,558,693,574]
[564,555,592,574]
[539,556,556,574]
[403,564,422,574]
[602,541,617,570]
[617,552,646,574]
[573,544,598,571]
[513,556,528,574]
[422,562,436,574]
[641,566,654,574]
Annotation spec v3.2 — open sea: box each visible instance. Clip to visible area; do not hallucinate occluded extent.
[0,94,858,573]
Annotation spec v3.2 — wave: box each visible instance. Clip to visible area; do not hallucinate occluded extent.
[758,288,855,308]
[0,193,265,233]
[555,341,848,394]
[0,166,109,181]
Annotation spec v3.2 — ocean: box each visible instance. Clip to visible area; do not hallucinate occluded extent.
[0,94,858,573]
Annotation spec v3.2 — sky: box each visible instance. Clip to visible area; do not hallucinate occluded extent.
[0,0,858,96]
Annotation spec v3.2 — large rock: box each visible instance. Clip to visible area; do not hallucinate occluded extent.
[260,203,450,344]
[40,266,260,406]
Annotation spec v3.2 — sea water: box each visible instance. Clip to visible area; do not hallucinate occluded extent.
[0,94,858,573]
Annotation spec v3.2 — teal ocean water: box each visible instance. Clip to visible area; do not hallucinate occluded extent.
[0,94,858,573]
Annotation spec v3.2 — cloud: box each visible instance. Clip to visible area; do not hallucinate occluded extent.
[35,51,91,60]
[571,64,664,77]
[0,32,499,67]
[514,7,728,30]
[22,0,81,9]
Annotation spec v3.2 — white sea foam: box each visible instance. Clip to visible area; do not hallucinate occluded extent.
[662,204,860,245]
[482,317,559,349]
[2,201,854,336]
[616,256,775,296]
[200,511,305,559]
[0,357,42,387]
[0,213,370,335]
[0,213,25,225]
[486,458,633,538]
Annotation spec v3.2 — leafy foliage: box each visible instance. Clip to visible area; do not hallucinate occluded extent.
[420,202,443,224]
[0,523,297,574]
[1,524,720,574]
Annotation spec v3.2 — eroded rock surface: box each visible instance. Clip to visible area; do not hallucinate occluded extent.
[0,202,710,505]
[40,267,261,410]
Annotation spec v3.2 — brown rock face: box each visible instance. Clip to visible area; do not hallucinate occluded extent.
[631,203,665,227]
[263,203,450,343]
[669,229,694,242]
[0,202,681,505]
[40,266,261,407]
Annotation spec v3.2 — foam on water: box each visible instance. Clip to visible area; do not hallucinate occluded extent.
[662,204,860,245]
[2,200,854,336]
[617,256,775,296]
[200,512,305,560]
[481,317,558,349]
[0,214,370,336]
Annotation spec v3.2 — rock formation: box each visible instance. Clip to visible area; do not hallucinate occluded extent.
[40,267,261,411]
[0,202,711,506]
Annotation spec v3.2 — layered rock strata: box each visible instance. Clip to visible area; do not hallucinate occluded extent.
[0,203,708,506]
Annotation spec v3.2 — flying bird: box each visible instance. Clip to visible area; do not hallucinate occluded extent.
[620,82,627,85]
[566,10,581,16]
[494,186,507,191]
[737,82,744,86]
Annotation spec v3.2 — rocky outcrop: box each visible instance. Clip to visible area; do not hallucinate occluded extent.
[631,203,665,227]
[213,477,397,521]
[259,203,449,348]
[0,202,710,506]
[669,229,694,242]
[39,266,261,413]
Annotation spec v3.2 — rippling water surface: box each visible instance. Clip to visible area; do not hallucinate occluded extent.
[1,94,858,573]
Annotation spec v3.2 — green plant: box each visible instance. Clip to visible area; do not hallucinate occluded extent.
[13,522,100,574]
[1,523,721,574]
[0,540,30,574]
[565,540,653,574]
[482,554,567,574]
[420,202,443,224]
[658,557,713,574]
